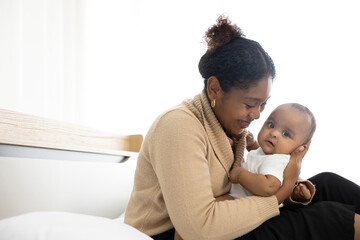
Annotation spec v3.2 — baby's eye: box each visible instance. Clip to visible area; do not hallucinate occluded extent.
[267,122,274,128]
[282,131,290,137]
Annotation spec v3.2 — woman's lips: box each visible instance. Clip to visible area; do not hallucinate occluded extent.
[238,120,250,128]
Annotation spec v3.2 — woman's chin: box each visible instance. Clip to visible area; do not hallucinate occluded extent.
[225,127,246,138]
[233,128,246,136]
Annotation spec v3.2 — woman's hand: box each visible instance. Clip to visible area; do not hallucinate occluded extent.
[275,141,311,204]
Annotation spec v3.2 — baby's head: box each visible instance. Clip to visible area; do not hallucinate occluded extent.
[257,103,316,155]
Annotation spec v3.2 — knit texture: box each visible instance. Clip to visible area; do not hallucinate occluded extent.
[125,91,280,240]
[183,91,247,175]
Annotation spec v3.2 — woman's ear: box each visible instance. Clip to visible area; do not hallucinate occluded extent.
[206,76,221,101]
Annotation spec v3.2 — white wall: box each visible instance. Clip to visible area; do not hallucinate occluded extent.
[1,0,360,183]
[0,0,85,122]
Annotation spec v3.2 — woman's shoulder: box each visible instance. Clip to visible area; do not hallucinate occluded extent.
[142,104,208,154]
[148,104,205,136]
[157,104,199,123]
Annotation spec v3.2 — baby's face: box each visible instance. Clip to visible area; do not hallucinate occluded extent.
[257,105,312,154]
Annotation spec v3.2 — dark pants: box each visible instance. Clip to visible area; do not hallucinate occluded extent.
[238,172,360,240]
[152,172,360,240]
[151,228,175,240]
[309,172,360,213]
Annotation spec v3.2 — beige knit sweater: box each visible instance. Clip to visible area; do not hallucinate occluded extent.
[124,91,280,240]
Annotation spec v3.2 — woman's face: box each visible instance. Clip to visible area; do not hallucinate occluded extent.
[210,77,272,137]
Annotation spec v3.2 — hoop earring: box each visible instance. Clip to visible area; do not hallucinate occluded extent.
[211,99,216,108]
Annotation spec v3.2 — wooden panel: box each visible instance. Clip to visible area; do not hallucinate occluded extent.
[0,108,143,155]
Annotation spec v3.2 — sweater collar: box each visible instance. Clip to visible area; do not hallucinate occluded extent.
[183,91,246,176]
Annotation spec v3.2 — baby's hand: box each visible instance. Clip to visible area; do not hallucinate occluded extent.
[291,183,312,202]
[246,131,259,151]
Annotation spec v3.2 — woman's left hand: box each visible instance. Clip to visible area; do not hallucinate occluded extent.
[276,141,311,204]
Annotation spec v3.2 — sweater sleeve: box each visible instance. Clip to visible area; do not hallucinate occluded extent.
[150,110,279,240]
[284,179,316,206]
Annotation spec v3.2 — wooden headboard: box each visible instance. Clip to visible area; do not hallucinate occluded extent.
[0,108,143,219]
[0,108,143,158]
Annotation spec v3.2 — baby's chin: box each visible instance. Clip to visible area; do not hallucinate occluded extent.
[262,149,274,155]
[261,147,290,155]
[259,143,273,155]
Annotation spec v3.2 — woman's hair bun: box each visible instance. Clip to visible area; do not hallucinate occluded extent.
[204,14,244,53]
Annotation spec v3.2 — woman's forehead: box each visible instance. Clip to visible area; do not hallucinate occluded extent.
[229,77,272,101]
[244,77,272,99]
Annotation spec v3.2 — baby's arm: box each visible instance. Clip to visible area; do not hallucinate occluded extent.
[230,166,281,197]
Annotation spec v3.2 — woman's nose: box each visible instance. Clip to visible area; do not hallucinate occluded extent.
[249,108,261,120]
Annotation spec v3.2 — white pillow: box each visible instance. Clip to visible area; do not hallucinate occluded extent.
[0,212,152,240]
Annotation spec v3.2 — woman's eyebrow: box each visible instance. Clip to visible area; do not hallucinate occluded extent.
[245,97,260,101]
[244,96,271,102]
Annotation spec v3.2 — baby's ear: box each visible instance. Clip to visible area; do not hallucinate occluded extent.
[296,145,306,153]
[299,138,312,150]
[303,139,312,149]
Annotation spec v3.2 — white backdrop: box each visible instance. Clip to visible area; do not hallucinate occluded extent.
[1,0,360,183]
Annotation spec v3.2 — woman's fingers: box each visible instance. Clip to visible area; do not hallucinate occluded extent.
[291,139,312,164]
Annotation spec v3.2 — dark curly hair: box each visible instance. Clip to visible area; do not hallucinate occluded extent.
[199,15,276,92]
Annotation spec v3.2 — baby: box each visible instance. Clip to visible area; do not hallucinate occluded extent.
[230,103,316,199]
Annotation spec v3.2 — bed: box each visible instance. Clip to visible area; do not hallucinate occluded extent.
[0,108,152,239]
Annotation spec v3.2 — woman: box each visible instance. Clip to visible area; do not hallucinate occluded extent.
[125,15,360,240]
